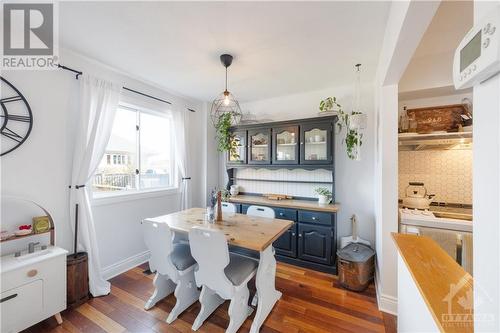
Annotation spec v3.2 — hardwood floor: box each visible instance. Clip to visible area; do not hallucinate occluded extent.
[24,262,396,333]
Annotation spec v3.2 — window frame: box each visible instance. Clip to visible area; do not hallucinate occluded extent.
[92,103,179,203]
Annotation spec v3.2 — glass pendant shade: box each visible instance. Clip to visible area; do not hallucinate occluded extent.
[210,89,242,126]
[210,54,242,127]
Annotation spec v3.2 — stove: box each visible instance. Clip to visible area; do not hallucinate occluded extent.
[399,207,472,232]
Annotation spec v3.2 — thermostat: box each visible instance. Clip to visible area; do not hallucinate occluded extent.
[453,6,500,89]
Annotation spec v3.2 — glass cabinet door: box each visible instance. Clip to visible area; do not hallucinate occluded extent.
[227,131,247,164]
[300,123,332,164]
[273,126,299,164]
[249,128,271,164]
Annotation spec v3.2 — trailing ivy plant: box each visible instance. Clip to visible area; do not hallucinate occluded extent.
[215,112,239,160]
[320,97,364,160]
[319,96,342,113]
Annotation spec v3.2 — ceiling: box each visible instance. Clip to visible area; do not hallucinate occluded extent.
[399,0,473,95]
[410,0,472,59]
[60,1,390,102]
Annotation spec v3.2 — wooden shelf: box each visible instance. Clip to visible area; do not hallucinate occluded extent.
[1,228,53,243]
[305,141,326,145]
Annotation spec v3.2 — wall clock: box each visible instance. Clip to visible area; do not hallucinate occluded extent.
[0,76,33,156]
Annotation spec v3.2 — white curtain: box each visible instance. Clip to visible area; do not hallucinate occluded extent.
[69,74,122,296]
[172,106,189,210]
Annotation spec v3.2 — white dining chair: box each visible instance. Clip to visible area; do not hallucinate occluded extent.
[246,205,275,218]
[189,227,258,333]
[221,202,237,213]
[142,219,200,323]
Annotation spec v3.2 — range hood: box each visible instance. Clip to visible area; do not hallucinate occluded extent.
[399,132,472,151]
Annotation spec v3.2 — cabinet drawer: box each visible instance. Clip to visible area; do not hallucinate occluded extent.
[298,210,332,225]
[273,208,297,221]
[1,279,43,333]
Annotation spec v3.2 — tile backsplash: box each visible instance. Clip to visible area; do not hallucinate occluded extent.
[234,168,332,198]
[399,149,472,205]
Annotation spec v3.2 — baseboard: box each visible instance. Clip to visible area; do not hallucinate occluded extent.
[102,250,150,280]
[375,266,398,315]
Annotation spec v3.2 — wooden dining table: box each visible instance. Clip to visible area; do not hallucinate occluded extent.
[145,207,293,333]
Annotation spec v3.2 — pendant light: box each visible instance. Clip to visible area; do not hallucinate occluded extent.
[210,54,242,126]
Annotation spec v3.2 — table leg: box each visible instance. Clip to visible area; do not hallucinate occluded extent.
[250,245,281,333]
[144,273,176,310]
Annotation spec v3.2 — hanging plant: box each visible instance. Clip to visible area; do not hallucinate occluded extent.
[215,112,239,160]
[319,96,342,113]
[320,98,365,160]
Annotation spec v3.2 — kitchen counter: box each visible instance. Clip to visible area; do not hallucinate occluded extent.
[429,205,472,221]
[399,202,472,221]
[229,194,340,213]
[392,233,473,333]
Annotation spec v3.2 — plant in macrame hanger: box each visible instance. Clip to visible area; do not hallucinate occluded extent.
[322,64,367,160]
[347,64,367,161]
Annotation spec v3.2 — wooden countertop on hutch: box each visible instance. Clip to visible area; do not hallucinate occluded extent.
[229,195,340,213]
[392,233,473,333]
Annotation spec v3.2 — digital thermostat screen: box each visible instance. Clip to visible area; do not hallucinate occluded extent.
[460,31,482,72]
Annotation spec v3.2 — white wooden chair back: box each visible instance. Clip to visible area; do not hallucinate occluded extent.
[188,227,234,298]
[142,220,177,279]
[221,202,237,213]
[246,205,275,219]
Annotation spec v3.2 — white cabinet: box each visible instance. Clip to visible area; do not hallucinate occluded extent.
[1,280,44,332]
[1,246,67,333]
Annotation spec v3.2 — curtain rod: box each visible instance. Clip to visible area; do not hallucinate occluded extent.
[58,64,196,112]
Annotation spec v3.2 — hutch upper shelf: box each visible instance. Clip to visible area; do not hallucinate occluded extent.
[227,115,337,169]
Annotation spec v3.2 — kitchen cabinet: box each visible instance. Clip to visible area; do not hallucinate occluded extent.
[300,122,333,165]
[248,128,272,165]
[274,223,298,257]
[232,201,337,274]
[298,224,333,265]
[227,115,336,169]
[272,126,299,164]
[227,131,247,165]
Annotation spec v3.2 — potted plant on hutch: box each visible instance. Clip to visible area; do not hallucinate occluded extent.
[315,187,333,205]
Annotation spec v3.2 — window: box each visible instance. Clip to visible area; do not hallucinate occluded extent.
[92,106,176,196]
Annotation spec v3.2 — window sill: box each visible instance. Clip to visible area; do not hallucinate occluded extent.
[92,187,180,206]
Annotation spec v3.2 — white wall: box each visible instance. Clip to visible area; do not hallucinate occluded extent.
[374,0,440,314]
[1,48,206,278]
[235,82,377,246]
[473,2,500,331]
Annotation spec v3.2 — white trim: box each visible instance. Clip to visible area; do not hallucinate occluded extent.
[92,187,180,206]
[375,266,398,315]
[102,250,151,281]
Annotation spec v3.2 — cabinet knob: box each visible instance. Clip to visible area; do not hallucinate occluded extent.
[27,269,38,277]
[298,233,302,237]
[279,212,284,216]
[312,216,317,220]
[292,233,296,236]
